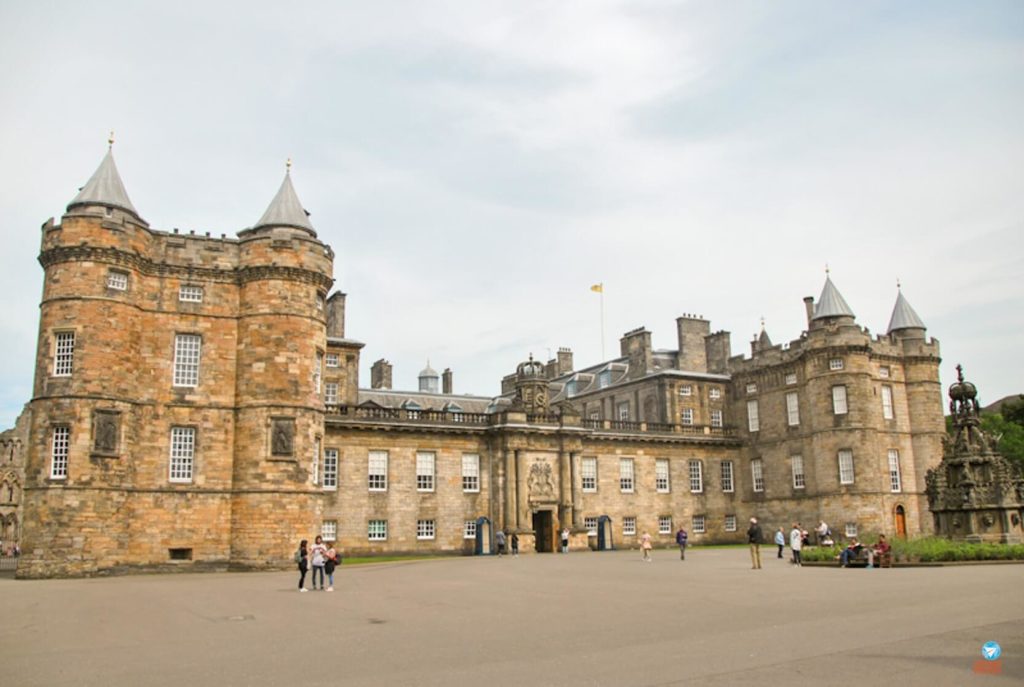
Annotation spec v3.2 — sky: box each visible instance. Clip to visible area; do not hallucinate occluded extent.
[0,1,1021,426]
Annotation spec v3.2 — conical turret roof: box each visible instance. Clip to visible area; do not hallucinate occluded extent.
[253,169,316,235]
[887,289,926,332]
[68,147,140,217]
[812,276,855,320]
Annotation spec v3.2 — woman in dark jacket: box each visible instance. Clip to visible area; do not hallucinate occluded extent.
[296,539,309,592]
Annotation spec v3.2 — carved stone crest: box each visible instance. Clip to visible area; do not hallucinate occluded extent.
[271,418,295,456]
[528,460,556,501]
[92,410,120,455]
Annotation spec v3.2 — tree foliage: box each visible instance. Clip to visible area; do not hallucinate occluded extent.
[980,413,1024,471]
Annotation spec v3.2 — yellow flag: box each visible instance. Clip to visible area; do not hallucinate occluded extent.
[590,283,603,293]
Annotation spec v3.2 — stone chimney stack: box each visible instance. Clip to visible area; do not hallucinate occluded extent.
[326,292,346,338]
[620,327,653,380]
[803,296,815,327]
[370,359,393,390]
[675,314,710,372]
[705,331,731,374]
[442,368,453,395]
[557,347,574,375]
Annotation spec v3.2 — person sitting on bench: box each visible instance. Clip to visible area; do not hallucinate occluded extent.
[867,534,890,569]
[839,539,863,567]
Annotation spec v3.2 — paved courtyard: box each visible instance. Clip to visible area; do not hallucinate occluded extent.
[1,548,1021,686]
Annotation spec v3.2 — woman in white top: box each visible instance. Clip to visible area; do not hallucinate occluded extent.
[309,535,328,590]
[789,525,803,566]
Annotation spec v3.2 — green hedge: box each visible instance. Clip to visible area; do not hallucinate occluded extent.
[800,536,1024,563]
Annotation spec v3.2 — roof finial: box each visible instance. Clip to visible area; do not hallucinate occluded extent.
[760,315,766,330]
[896,277,902,290]
[108,130,115,148]
[286,157,292,173]
[825,262,830,276]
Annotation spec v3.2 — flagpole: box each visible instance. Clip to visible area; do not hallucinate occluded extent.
[591,283,605,360]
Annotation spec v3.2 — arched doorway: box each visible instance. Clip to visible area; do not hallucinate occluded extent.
[894,505,907,538]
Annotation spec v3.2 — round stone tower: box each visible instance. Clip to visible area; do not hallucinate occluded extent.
[230,164,335,569]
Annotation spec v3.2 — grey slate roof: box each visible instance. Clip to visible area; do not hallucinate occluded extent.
[812,276,855,320]
[253,171,316,235]
[357,389,494,414]
[68,148,140,217]
[887,290,926,332]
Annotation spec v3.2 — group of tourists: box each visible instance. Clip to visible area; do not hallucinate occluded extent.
[494,529,520,555]
[294,536,340,592]
[748,518,827,569]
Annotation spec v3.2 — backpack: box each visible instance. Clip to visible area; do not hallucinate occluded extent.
[293,549,302,565]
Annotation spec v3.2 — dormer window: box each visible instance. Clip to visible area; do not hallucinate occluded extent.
[598,370,611,389]
[565,379,577,397]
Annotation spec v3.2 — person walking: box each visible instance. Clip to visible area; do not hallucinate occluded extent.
[747,517,763,569]
[790,523,803,566]
[295,539,309,592]
[774,527,785,558]
[675,526,688,560]
[324,541,338,592]
[310,535,328,589]
[641,531,653,562]
[561,528,570,553]
[495,529,506,556]
[511,532,519,556]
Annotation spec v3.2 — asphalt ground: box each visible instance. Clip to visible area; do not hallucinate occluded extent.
[1,547,1021,686]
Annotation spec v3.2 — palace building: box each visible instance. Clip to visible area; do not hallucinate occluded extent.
[13,146,945,577]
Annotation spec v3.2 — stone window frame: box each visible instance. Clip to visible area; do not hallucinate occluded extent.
[785,372,797,385]
[724,515,737,532]
[581,457,597,493]
[324,382,339,405]
[679,384,692,396]
[461,453,480,493]
[617,401,630,421]
[368,519,388,541]
[322,448,338,490]
[844,523,858,538]
[831,385,848,415]
[709,387,721,400]
[747,400,760,432]
[325,353,340,368]
[838,449,855,485]
[879,365,890,379]
[688,459,703,493]
[169,426,196,483]
[746,383,757,395]
[463,520,477,539]
[710,409,723,428]
[881,385,894,420]
[321,520,337,541]
[584,516,599,535]
[178,284,203,303]
[311,436,321,486]
[786,392,800,426]
[829,358,844,371]
[416,451,435,492]
[53,331,75,377]
[368,450,388,492]
[655,458,670,493]
[751,458,765,493]
[619,457,635,493]
[107,269,129,291]
[658,515,672,534]
[681,408,694,426]
[172,333,201,388]
[791,455,806,489]
[313,351,323,394]
[416,519,435,540]
[692,515,706,534]
[622,516,637,536]
[887,449,902,492]
[50,425,70,480]
[720,460,734,493]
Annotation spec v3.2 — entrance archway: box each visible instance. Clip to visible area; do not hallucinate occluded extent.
[894,505,907,538]
[532,510,554,552]
[597,515,613,551]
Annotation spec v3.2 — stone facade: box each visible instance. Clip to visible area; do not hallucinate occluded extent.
[12,148,948,577]
[0,406,28,555]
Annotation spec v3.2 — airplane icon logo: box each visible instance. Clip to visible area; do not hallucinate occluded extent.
[982,642,1001,661]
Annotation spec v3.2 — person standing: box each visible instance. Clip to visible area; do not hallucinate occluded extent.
[511,532,519,556]
[675,526,688,560]
[324,541,338,592]
[747,517,763,569]
[561,528,570,554]
[790,524,803,566]
[641,531,653,562]
[495,529,506,556]
[295,539,309,592]
[310,535,328,589]
[774,527,785,558]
